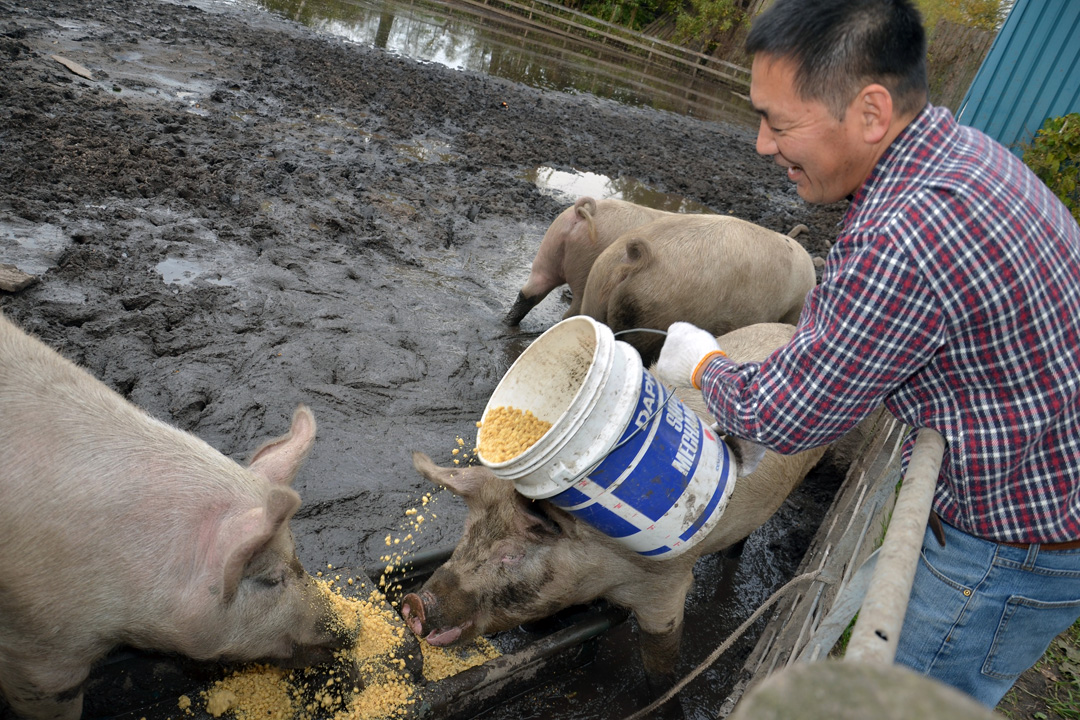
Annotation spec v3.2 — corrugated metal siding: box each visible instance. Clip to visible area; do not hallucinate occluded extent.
[956,0,1080,156]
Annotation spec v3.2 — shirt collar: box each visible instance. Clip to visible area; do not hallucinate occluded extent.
[842,103,943,225]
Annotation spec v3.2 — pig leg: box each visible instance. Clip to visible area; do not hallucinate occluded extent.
[636,608,691,719]
[622,568,694,716]
[0,658,88,720]
[505,290,544,326]
[721,537,748,559]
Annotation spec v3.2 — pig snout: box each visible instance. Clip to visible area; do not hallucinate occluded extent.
[282,578,358,664]
[400,591,470,647]
[275,642,340,669]
[401,592,428,635]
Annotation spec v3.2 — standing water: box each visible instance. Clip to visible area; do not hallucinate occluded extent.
[257,0,758,128]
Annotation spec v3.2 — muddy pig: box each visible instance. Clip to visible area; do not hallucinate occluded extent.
[505,196,676,325]
[0,312,353,720]
[401,323,828,691]
[579,214,816,364]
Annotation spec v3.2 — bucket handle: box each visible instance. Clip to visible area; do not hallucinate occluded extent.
[561,328,678,486]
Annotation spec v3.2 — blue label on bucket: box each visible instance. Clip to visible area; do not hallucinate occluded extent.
[569,502,642,538]
[548,368,731,549]
[679,444,732,542]
[609,399,702,521]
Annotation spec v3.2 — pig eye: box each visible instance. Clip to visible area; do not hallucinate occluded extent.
[256,570,287,589]
[498,543,525,565]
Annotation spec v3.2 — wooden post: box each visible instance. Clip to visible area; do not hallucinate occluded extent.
[845,428,945,664]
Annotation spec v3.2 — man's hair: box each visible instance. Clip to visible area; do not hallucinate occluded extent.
[745,0,928,119]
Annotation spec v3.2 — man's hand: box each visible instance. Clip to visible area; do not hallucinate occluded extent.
[656,322,726,389]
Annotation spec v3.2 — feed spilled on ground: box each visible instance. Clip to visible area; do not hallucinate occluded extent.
[478,406,553,463]
[196,573,501,719]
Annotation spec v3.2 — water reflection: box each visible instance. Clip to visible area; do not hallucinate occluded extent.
[256,0,756,127]
[525,165,715,212]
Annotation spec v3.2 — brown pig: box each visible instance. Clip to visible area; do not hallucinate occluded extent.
[505,196,674,325]
[579,214,816,364]
[401,323,827,688]
[0,312,353,720]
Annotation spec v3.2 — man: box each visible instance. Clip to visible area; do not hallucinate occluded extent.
[656,0,1080,708]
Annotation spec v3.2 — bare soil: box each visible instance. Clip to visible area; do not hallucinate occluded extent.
[0,0,842,553]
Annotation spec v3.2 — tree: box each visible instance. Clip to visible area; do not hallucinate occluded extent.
[916,0,1012,32]
[672,0,752,52]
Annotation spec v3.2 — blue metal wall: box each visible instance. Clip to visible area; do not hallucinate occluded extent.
[956,0,1080,156]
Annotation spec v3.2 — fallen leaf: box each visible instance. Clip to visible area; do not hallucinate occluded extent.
[51,54,93,80]
[1060,642,1080,663]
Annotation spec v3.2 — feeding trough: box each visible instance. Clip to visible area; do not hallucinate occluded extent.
[32,547,627,720]
[0,416,909,720]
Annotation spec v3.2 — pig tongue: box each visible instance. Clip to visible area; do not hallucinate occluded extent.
[425,626,464,646]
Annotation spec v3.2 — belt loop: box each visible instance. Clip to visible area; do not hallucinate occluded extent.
[1023,543,1040,570]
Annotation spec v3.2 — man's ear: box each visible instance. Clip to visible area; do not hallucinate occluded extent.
[855,83,893,145]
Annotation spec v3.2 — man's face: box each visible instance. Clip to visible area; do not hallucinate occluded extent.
[749,54,872,205]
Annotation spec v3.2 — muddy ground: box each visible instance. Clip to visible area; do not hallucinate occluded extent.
[0,0,851,718]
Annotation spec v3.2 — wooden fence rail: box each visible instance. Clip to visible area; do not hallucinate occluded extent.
[447,1,993,111]
[449,0,752,88]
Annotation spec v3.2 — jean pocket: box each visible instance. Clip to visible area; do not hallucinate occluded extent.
[919,544,978,593]
[983,596,1080,679]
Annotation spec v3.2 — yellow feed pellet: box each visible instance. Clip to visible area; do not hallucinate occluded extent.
[194,501,502,720]
[478,406,552,463]
[420,637,501,682]
[200,579,417,720]
[201,665,295,720]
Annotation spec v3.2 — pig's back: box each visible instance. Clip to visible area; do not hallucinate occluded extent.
[0,312,250,560]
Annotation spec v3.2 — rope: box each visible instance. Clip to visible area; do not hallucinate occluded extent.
[620,568,824,720]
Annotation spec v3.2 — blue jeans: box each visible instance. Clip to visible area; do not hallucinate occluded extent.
[894,520,1080,707]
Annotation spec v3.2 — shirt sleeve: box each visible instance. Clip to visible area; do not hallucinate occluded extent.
[698,231,948,454]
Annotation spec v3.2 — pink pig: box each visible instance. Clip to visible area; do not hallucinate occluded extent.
[0,312,353,720]
[505,196,673,325]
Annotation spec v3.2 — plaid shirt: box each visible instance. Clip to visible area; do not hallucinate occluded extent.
[700,105,1080,543]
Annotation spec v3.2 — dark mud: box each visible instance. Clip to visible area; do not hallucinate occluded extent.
[0,0,848,717]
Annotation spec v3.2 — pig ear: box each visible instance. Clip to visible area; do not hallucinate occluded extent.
[248,405,316,487]
[516,499,563,540]
[726,436,767,477]
[411,451,491,497]
[219,486,302,603]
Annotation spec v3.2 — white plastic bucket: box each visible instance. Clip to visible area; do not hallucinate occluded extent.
[477,316,736,559]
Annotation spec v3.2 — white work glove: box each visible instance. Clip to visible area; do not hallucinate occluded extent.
[656,322,726,389]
